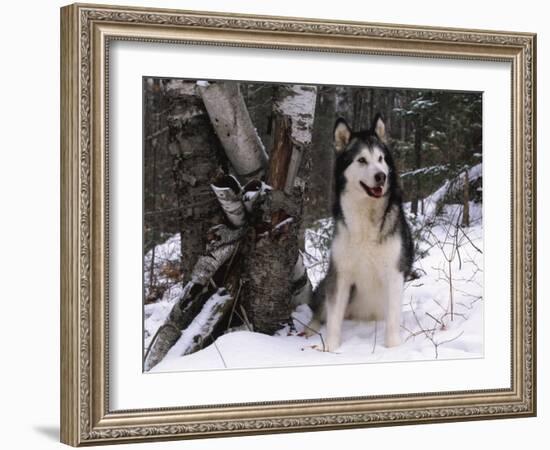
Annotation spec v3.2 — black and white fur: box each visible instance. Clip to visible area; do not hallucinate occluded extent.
[308,114,414,351]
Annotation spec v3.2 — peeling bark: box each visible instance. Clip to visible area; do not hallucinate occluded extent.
[210,175,246,228]
[273,84,317,195]
[198,82,268,182]
[242,179,268,213]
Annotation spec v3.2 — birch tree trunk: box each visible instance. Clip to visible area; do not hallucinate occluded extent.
[198,81,268,182]
[273,84,317,216]
[145,81,319,368]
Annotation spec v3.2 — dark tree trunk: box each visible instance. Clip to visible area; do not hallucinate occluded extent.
[369,89,376,126]
[168,92,227,281]
[461,170,470,227]
[411,118,423,216]
[244,83,276,155]
[143,79,181,303]
[303,86,336,227]
[399,91,412,143]
[384,90,393,133]
[335,86,354,124]
[352,89,363,129]
[241,114,302,334]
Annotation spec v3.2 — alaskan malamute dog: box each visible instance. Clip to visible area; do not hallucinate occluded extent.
[308,114,414,351]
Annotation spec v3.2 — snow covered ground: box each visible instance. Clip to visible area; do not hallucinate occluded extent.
[143,234,183,349]
[145,196,483,373]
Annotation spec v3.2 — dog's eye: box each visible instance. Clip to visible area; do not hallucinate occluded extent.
[357,157,367,165]
[378,156,384,163]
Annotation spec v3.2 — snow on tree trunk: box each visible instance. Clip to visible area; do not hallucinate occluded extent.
[144,225,245,371]
[198,81,268,182]
[273,84,317,194]
[166,288,234,358]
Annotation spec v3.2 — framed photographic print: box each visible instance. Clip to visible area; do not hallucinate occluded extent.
[60,3,537,446]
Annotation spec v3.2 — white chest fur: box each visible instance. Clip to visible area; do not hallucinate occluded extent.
[331,195,403,320]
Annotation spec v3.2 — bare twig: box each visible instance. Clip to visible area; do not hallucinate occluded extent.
[372,321,378,354]
[459,226,483,253]
[212,340,228,368]
[425,312,443,326]
[292,316,326,352]
[407,297,466,359]
[226,280,243,330]
[239,305,253,331]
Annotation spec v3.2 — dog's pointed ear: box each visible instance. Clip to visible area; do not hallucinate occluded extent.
[372,113,387,143]
[334,118,352,153]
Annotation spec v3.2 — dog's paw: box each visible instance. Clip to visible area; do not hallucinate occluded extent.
[325,336,341,353]
[385,333,402,348]
[303,319,321,338]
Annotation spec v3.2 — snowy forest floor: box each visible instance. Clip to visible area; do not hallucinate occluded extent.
[144,196,483,373]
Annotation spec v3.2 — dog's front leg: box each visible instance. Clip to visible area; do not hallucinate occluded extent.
[384,273,404,347]
[325,277,350,352]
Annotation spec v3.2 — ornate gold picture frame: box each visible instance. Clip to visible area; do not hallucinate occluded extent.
[60,3,536,446]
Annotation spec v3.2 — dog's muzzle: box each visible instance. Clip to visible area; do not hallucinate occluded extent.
[360,181,384,198]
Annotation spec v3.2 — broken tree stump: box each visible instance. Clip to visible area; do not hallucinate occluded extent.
[241,114,303,334]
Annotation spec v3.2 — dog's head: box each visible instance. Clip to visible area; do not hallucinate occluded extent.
[333,114,396,200]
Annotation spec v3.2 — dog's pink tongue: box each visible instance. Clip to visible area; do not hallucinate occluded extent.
[373,187,382,197]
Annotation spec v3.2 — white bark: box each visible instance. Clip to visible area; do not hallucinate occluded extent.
[211,175,246,228]
[242,180,271,213]
[274,85,317,147]
[274,85,317,193]
[198,82,268,181]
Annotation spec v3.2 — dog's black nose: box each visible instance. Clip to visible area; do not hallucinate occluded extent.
[375,172,386,185]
